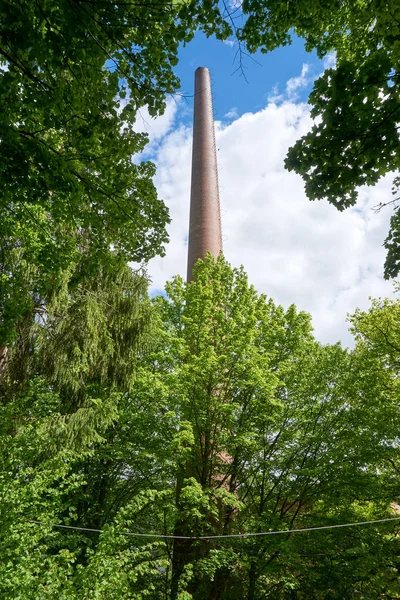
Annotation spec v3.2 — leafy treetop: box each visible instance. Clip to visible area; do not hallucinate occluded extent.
[235,0,400,277]
[0,0,230,343]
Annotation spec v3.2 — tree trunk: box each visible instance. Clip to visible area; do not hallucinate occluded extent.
[170,465,191,600]
[170,534,195,600]
[209,567,229,599]
[247,561,257,600]
[0,344,8,379]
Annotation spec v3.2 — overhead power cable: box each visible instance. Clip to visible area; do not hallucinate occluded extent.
[28,516,400,541]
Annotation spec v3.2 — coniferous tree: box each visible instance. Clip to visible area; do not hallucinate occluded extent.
[1,257,400,599]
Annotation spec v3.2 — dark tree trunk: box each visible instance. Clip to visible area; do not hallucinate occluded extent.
[0,344,8,379]
[170,534,195,600]
[247,561,257,600]
[209,567,229,599]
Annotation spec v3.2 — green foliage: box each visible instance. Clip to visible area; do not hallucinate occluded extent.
[147,257,400,598]
[1,257,400,598]
[6,1,400,594]
[1,256,154,447]
[0,0,232,343]
[234,0,400,277]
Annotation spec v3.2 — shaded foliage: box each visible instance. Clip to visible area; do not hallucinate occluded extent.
[232,0,400,277]
[0,0,231,343]
[1,257,400,598]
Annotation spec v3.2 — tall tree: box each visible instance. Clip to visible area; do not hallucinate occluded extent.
[158,257,400,598]
[233,0,400,277]
[0,0,231,345]
[349,287,400,487]
[0,257,159,598]
[2,257,400,598]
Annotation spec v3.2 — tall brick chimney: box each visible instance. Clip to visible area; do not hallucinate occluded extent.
[187,67,222,281]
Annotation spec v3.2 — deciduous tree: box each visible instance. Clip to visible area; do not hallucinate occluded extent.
[235,0,400,277]
[0,0,230,344]
[2,258,400,598]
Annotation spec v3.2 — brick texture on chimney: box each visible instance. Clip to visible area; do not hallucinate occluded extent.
[187,67,222,281]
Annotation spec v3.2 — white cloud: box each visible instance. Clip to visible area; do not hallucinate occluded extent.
[134,98,180,154]
[286,64,312,100]
[267,84,283,104]
[224,107,238,119]
[323,52,337,70]
[144,78,395,347]
[270,56,336,106]
[267,63,316,104]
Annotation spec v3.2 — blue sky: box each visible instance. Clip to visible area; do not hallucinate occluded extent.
[175,32,319,121]
[133,31,396,347]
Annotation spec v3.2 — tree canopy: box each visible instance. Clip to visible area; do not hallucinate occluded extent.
[0,0,230,344]
[1,3,400,596]
[2,256,400,598]
[234,0,400,278]
[3,0,398,350]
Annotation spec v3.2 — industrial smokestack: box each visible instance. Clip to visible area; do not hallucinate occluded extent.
[187,67,222,281]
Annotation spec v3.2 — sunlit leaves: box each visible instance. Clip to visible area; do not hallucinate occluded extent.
[0,0,232,343]
[236,0,400,277]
